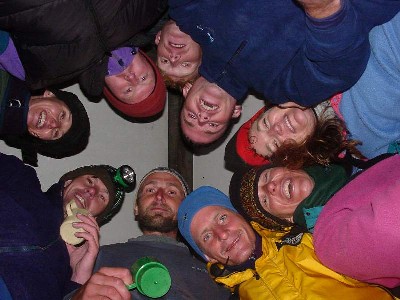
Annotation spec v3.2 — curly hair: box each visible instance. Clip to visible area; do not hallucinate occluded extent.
[271,109,364,169]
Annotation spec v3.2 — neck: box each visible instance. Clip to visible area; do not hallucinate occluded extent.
[142,230,178,239]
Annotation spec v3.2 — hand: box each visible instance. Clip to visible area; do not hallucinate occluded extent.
[66,214,100,284]
[296,0,341,19]
[72,267,133,300]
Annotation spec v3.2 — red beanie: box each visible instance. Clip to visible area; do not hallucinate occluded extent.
[103,50,166,118]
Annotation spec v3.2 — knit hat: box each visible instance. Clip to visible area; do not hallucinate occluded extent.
[229,164,350,231]
[293,164,349,229]
[3,88,90,167]
[224,106,270,172]
[229,165,293,231]
[60,164,136,225]
[137,167,190,199]
[103,50,166,118]
[178,186,237,260]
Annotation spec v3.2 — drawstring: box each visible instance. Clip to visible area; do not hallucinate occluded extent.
[0,237,60,254]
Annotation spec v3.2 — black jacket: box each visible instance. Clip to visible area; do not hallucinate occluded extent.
[0,0,167,96]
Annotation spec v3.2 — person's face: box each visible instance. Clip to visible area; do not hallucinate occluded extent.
[181,77,242,144]
[257,167,314,221]
[134,172,186,232]
[105,52,155,104]
[155,20,202,82]
[63,175,110,218]
[27,90,72,140]
[249,102,316,157]
[191,206,256,266]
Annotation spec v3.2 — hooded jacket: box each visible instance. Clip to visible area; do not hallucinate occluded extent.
[0,0,167,96]
[215,222,395,299]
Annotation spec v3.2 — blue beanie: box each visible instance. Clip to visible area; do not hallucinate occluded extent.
[178,186,237,260]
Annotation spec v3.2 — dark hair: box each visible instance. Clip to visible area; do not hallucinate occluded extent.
[271,109,364,169]
[160,68,200,92]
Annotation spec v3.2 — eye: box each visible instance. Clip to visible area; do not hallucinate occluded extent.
[87,177,94,185]
[218,214,227,224]
[168,190,177,196]
[188,112,197,119]
[208,122,219,128]
[203,232,212,242]
[145,187,156,194]
[263,118,270,130]
[262,196,267,205]
[160,58,169,64]
[99,194,105,202]
[181,62,190,67]
[140,75,147,82]
[60,111,65,120]
[125,87,133,94]
[52,129,60,139]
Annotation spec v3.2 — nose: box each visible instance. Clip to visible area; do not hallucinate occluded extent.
[214,226,229,241]
[169,52,180,63]
[84,186,96,198]
[124,72,138,83]
[266,180,277,195]
[197,112,210,124]
[155,188,165,202]
[48,117,60,129]
[272,122,283,136]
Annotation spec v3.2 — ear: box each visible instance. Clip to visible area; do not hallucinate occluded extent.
[182,82,193,98]
[133,203,139,217]
[155,31,161,45]
[43,90,55,98]
[63,179,72,188]
[231,105,242,119]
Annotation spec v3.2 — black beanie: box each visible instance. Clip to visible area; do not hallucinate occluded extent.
[60,164,136,225]
[3,89,90,166]
[229,165,293,231]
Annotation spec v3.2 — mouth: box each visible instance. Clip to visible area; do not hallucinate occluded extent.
[37,111,46,128]
[75,194,86,208]
[200,99,219,111]
[224,232,241,254]
[284,115,295,133]
[169,42,185,48]
[282,179,293,199]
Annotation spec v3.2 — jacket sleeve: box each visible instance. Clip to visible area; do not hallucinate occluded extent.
[270,0,371,106]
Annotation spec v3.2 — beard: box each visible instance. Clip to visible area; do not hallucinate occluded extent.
[137,209,178,233]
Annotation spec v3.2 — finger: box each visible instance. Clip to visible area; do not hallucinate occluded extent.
[97,267,133,286]
[76,214,100,230]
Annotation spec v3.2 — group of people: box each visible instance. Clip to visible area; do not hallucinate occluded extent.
[1,0,400,299]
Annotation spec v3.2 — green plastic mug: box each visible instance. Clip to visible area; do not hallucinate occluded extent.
[127,256,171,298]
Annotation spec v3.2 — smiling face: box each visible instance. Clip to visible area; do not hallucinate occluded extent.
[134,172,186,235]
[155,20,202,82]
[27,90,72,140]
[63,175,110,218]
[257,167,314,221]
[181,77,242,144]
[249,102,316,157]
[105,52,155,104]
[190,206,256,266]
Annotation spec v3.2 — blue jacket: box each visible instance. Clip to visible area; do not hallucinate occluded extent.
[340,11,400,158]
[0,153,79,300]
[169,0,400,106]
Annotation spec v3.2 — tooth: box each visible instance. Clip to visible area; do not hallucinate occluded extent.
[200,100,218,111]
[283,180,291,198]
[285,116,294,132]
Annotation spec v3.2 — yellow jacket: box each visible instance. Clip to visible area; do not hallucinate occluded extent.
[214,222,395,299]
